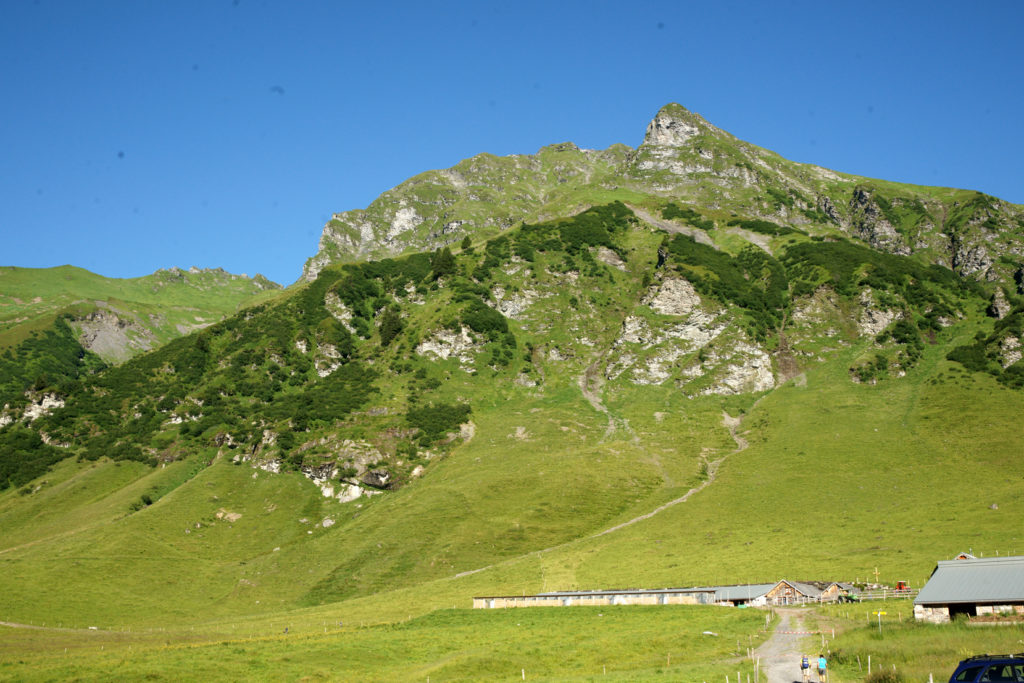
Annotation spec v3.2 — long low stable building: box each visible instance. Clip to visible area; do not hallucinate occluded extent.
[474,580,854,609]
[914,555,1024,623]
[473,588,717,609]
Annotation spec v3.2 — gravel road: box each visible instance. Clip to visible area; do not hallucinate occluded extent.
[755,608,827,683]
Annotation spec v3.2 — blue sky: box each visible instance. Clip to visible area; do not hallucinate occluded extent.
[2,1,1022,285]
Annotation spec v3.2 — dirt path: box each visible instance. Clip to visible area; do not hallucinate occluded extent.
[630,206,719,249]
[725,226,773,254]
[757,609,820,683]
[578,355,636,441]
[0,620,106,633]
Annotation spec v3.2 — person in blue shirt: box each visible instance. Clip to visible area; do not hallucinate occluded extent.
[817,654,827,682]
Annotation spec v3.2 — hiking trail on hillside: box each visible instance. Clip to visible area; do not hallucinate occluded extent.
[454,410,748,578]
[578,356,636,441]
[590,410,743,538]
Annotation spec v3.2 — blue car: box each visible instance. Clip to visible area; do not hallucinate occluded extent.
[949,654,1024,682]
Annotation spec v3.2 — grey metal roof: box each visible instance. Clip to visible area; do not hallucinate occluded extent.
[915,556,1024,605]
[787,581,824,598]
[534,588,715,597]
[694,583,779,601]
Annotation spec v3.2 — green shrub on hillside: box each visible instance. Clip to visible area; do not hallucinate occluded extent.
[764,187,794,209]
[379,308,403,347]
[0,424,65,490]
[946,191,1001,234]
[0,317,106,408]
[472,236,511,280]
[726,217,798,236]
[947,307,1024,386]
[460,299,508,339]
[871,191,931,236]
[781,239,964,300]
[405,402,471,441]
[430,247,457,279]
[662,203,714,230]
[514,202,632,262]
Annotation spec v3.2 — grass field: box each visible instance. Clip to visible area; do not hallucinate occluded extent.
[1,606,768,682]
[817,599,1024,681]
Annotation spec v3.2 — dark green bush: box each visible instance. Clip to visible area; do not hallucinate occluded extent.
[461,299,508,338]
[0,317,106,409]
[0,425,65,491]
[378,308,403,347]
[662,203,714,230]
[726,217,797,236]
[406,402,471,441]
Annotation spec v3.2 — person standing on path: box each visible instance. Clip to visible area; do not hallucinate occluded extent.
[817,653,827,682]
[800,654,811,682]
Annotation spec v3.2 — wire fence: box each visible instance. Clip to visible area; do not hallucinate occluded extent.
[767,589,918,606]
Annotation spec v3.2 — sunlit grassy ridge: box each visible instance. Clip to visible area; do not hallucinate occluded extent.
[0,265,281,424]
[0,265,278,321]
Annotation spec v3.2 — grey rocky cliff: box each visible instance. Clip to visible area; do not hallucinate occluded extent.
[605,276,775,395]
[848,187,910,256]
[988,288,1012,319]
[950,235,994,279]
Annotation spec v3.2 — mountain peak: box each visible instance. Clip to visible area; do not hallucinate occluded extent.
[641,103,722,147]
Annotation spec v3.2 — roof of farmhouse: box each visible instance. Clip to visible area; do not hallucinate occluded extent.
[915,555,1024,605]
[694,583,780,601]
[476,588,716,600]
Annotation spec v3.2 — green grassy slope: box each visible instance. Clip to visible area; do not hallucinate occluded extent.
[1,202,1020,626]
[0,197,1021,680]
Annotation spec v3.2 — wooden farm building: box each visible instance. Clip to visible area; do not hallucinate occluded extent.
[474,579,855,609]
[914,555,1024,623]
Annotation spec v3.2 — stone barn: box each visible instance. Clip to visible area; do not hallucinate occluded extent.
[914,555,1024,623]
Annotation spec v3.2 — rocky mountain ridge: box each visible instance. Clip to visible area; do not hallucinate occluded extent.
[305,104,1024,290]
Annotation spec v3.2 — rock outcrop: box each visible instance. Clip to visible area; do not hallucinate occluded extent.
[988,288,1012,319]
[415,326,481,369]
[848,187,910,256]
[71,308,158,364]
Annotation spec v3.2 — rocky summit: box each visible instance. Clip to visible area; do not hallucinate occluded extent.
[305,103,1024,289]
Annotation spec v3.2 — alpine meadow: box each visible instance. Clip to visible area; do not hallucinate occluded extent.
[2,104,1023,681]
